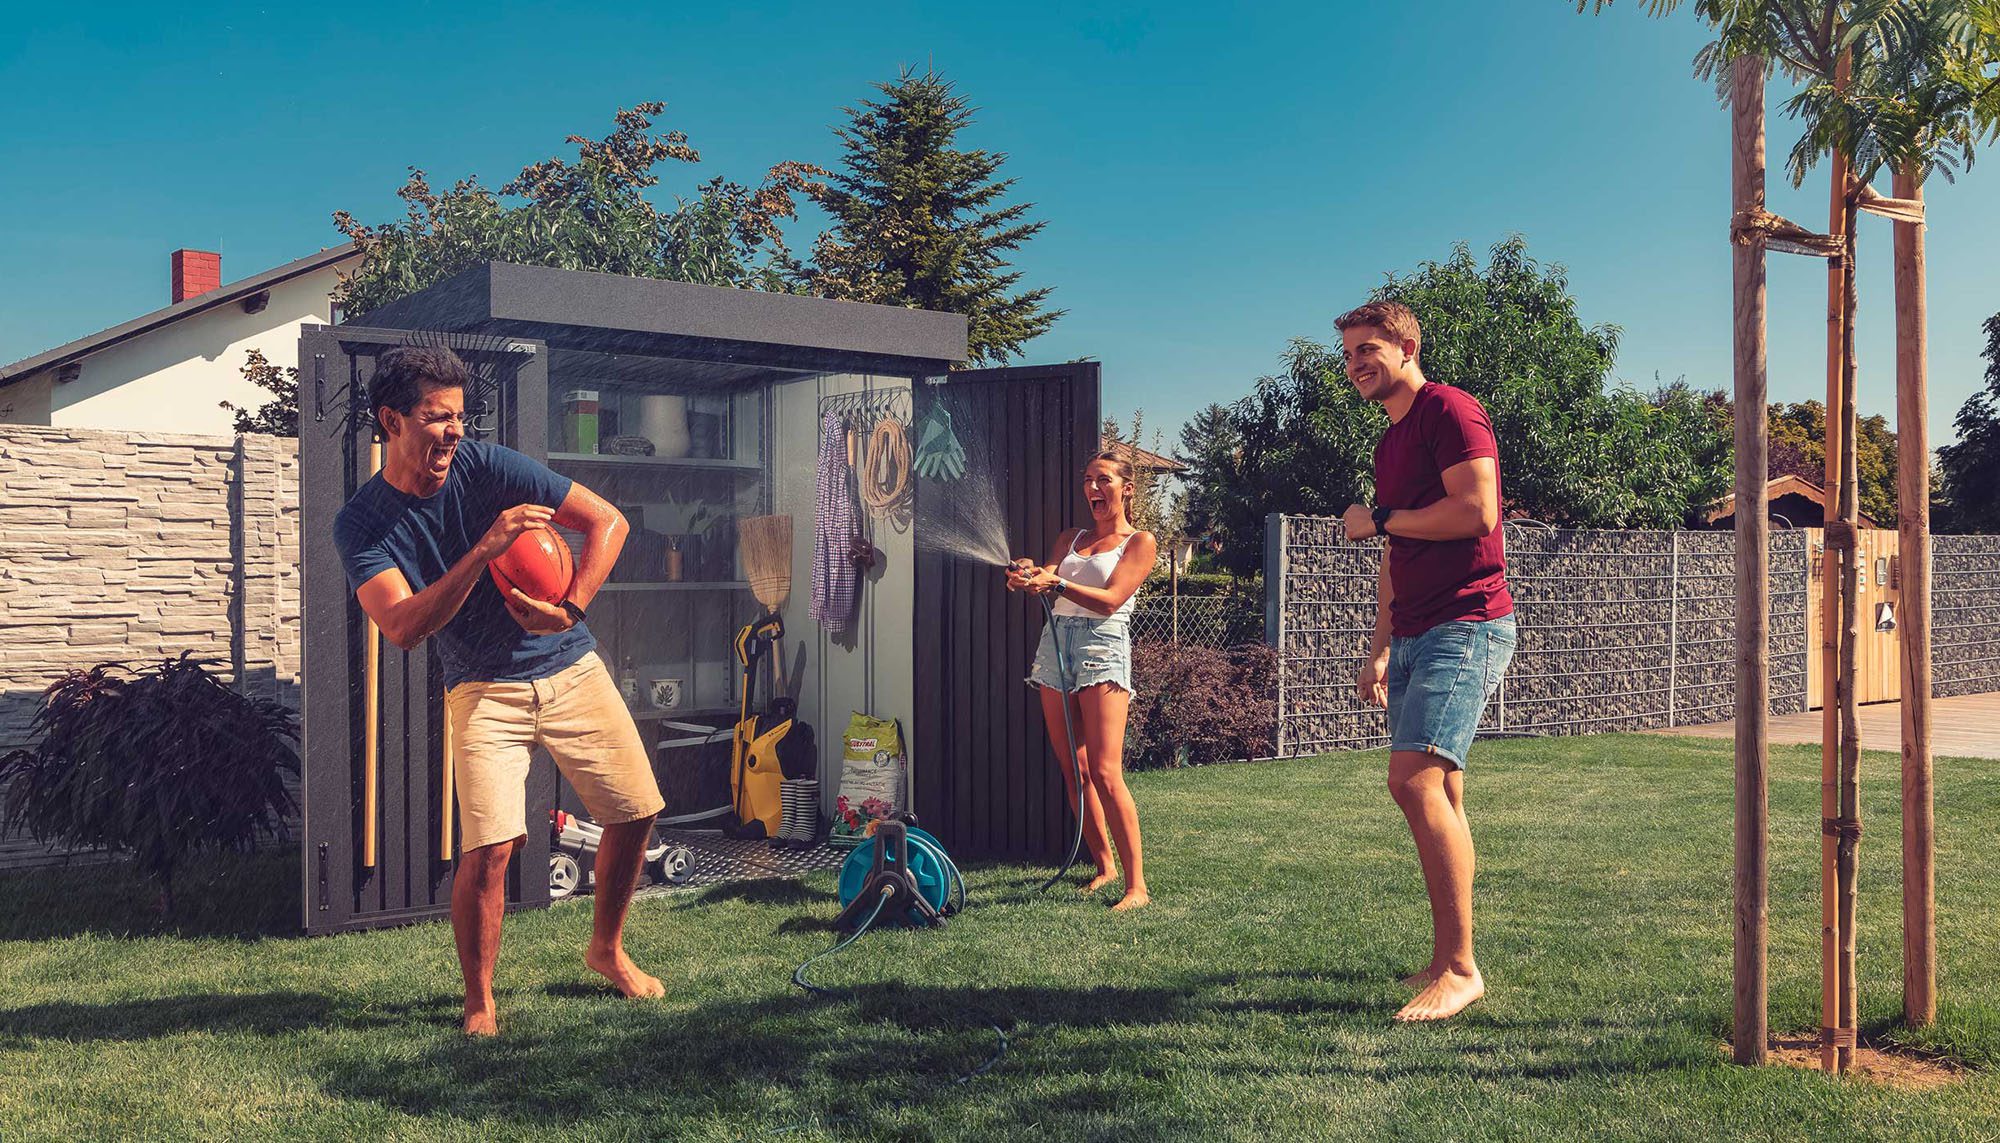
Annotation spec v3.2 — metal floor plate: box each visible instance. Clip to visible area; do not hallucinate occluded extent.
[634,829,847,896]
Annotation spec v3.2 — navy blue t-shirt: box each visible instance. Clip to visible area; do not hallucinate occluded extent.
[334,440,595,688]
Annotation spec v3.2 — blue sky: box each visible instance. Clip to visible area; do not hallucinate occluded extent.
[2,1,1994,449]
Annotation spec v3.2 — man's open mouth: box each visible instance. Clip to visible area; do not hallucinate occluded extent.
[429,444,456,466]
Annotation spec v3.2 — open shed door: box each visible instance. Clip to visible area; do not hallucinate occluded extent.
[911,362,1100,862]
[298,326,548,934]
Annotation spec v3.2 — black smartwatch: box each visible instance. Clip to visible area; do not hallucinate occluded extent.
[1051,578,1068,597]
[1371,505,1393,535]
[559,599,587,625]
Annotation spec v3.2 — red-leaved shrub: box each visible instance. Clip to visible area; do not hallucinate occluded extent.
[1126,641,1277,769]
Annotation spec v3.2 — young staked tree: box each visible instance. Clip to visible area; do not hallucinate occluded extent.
[805,68,1063,365]
[1587,0,2000,1058]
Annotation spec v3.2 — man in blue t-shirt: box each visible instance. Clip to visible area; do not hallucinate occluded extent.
[334,346,665,1036]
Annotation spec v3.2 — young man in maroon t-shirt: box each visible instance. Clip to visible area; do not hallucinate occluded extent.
[1336,300,1517,1023]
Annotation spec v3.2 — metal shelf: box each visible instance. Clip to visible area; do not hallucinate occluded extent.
[549,452,761,473]
[596,581,753,593]
[628,706,737,723]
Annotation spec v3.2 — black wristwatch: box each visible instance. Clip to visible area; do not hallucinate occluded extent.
[1051,578,1068,597]
[559,598,587,625]
[1371,505,1394,535]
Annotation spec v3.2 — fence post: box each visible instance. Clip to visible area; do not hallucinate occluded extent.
[1669,530,1680,728]
[1265,513,1288,758]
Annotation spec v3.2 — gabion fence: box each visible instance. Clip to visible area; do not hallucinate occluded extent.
[1129,594,1264,648]
[1269,516,1813,757]
[1936,535,2000,698]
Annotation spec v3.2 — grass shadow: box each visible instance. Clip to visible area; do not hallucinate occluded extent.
[0,847,299,941]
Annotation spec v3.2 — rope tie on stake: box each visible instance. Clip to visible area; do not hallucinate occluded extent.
[1821,817,1864,842]
[1820,1026,1858,1049]
[1729,207,1846,258]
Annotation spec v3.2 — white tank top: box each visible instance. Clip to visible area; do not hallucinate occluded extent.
[1052,529,1139,619]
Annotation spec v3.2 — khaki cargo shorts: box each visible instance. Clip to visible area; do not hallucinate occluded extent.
[444,653,665,852]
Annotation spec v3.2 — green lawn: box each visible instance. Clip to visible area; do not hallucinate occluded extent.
[4,734,2000,1141]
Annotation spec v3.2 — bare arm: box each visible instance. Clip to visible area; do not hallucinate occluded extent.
[549,480,627,610]
[1344,457,1500,543]
[1357,547,1393,707]
[354,502,554,651]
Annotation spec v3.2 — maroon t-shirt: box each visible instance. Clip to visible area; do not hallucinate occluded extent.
[1374,383,1514,637]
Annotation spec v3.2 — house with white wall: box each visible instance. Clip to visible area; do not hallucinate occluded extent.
[0,244,359,435]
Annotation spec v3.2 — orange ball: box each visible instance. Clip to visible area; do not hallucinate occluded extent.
[489,525,574,605]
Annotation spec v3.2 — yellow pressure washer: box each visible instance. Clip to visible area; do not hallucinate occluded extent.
[727,614,791,839]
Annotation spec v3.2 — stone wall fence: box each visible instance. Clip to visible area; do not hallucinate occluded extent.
[0,424,299,867]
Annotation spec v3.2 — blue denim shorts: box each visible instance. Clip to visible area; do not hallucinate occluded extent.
[1386,615,1516,769]
[1028,614,1134,695]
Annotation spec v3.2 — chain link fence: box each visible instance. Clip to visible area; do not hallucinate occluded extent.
[1269,516,1814,757]
[1129,594,1264,648]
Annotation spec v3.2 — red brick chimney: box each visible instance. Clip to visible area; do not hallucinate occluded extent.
[171,249,222,303]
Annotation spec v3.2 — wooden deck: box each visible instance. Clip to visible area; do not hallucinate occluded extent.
[1657,691,2000,760]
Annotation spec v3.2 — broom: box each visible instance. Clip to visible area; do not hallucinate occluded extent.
[738,515,794,695]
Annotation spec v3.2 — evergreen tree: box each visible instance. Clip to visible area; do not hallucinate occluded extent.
[806,68,1062,365]
[1936,313,2000,533]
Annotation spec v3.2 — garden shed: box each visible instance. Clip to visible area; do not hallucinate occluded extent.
[298,261,1097,934]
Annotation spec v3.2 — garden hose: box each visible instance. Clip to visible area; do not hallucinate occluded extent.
[1037,592,1088,894]
[860,417,912,520]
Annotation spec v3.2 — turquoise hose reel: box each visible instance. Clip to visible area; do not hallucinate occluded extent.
[835,821,965,928]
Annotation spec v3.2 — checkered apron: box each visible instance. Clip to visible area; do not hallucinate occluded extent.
[811,411,861,634]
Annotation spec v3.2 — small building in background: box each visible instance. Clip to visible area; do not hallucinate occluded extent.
[0,244,359,435]
[1705,472,1882,531]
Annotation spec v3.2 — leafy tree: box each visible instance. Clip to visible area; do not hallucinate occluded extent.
[1936,312,2000,532]
[218,348,298,437]
[1175,402,1243,554]
[1184,239,1734,574]
[332,102,821,318]
[804,68,1062,365]
[1764,400,1901,524]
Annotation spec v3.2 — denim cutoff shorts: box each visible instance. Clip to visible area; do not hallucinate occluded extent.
[1385,614,1517,769]
[1027,614,1134,695]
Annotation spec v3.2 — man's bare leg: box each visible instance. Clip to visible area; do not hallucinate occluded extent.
[1400,768,1469,990]
[451,836,522,1035]
[1387,753,1481,1020]
[584,814,666,998]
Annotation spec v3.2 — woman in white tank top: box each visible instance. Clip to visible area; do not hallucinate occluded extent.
[1006,452,1157,911]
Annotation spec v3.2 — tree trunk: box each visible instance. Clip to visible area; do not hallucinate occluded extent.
[1818,54,1851,1075]
[1836,191,1863,1076]
[1893,165,1936,1029]
[1730,54,1771,1069]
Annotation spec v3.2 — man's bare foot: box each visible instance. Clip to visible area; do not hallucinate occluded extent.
[585,946,665,999]
[1080,871,1116,895]
[1399,968,1436,991]
[1393,966,1483,1022]
[463,1000,499,1036]
[1110,890,1150,912]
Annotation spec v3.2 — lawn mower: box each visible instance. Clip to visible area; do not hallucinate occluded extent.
[547,809,695,900]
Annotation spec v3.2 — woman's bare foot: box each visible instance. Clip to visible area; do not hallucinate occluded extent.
[585,945,666,999]
[1399,968,1436,992]
[1393,966,1483,1022]
[463,998,499,1036]
[1110,889,1150,912]
[1080,871,1117,895]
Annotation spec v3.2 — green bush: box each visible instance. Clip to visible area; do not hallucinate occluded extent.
[1140,571,1260,598]
[1126,641,1277,769]
[0,654,299,914]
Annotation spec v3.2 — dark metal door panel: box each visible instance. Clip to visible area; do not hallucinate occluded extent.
[911,362,1100,861]
[299,326,548,934]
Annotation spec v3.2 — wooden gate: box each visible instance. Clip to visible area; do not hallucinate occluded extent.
[1805,526,1902,709]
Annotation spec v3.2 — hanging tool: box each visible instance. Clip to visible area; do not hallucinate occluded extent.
[912,391,969,481]
[362,439,383,870]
